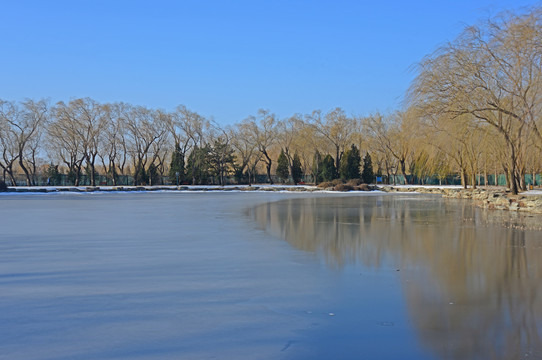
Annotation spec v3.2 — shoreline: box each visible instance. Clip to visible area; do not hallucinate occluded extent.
[0,185,322,194]
[3,184,542,214]
[382,186,542,214]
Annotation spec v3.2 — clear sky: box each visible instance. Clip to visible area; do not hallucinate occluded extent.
[0,0,539,124]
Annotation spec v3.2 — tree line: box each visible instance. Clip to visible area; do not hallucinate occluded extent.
[0,8,541,194]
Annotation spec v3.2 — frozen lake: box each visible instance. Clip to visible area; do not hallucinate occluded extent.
[1,192,542,359]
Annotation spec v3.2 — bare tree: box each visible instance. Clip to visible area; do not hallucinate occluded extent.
[363,111,416,184]
[169,105,210,184]
[411,9,542,193]
[0,99,48,186]
[0,103,20,185]
[121,105,168,185]
[245,109,278,184]
[48,98,106,186]
[277,114,305,178]
[99,103,129,185]
[232,119,261,185]
[307,108,355,171]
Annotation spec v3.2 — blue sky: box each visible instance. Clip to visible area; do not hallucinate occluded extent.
[0,0,539,124]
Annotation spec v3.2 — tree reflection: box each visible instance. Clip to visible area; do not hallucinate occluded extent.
[250,195,542,359]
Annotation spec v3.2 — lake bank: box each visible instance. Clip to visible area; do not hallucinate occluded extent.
[4,184,542,215]
[8,183,540,216]
[382,186,542,214]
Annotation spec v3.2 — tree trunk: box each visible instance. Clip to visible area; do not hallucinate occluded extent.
[335,145,341,172]
[90,164,96,186]
[18,157,32,186]
[400,159,408,185]
[507,142,519,195]
[460,167,467,189]
[519,168,526,191]
[262,150,273,184]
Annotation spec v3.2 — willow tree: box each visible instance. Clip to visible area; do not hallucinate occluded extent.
[364,111,417,184]
[412,9,542,194]
[0,99,47,186]
[307,108,355,171]
[245,109,277,184]
[121,105,169,185]
[168,105,210,184]
[231,119,260,184]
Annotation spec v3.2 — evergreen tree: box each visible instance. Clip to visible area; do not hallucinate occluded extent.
[361,153,374,184]
[291,152,303,185]
[209,138,236,185]
[135,166,148,185]
[46,163,62,186]
[320,154,337,182]
[148,163,160,186]
[339,144,361,180]
[312,150,323,184]
[169,145,185,185]
[186,145,211,184]
[276,149,290,183]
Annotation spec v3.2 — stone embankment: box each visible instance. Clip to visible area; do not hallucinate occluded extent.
[383,186,542,214]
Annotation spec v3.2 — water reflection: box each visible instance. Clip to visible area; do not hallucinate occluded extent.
[250,195,542,359]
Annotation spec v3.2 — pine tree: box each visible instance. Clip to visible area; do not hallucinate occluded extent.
[209,138,236,185]
[291,152,303,185]
[148,163,160,186]
[339,144,361,180]
[361,153,374,184]
[169,145,185,185]
[186,145,211,184]
[46,163,62,186]
[320,154,337,182]
[276,149,290,183]
[312,150,323,184]
[135,166,148,185]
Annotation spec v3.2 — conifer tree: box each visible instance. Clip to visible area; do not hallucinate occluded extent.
[169,145,185,185]
[291,152,303,185]
[320,154,337,182]
[312,150,323,184]
[186,145,211,184]
[339,144,361,180]
[361,153,374,184]
[276,149,290,183]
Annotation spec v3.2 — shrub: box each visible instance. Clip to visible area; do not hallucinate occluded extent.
[317,181,335,189]
[331,179,344,186]
[356,183,370,191]
[346,179,362,187]
[334,183,354,192]
[0,181,8,192]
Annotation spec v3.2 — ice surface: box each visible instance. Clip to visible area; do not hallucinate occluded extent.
[7,191,538,359]
[1,192,398,360]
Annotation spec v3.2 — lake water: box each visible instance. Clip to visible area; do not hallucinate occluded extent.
[1,192,541,359]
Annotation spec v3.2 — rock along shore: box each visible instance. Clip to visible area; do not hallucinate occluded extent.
[382,186,542,214]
